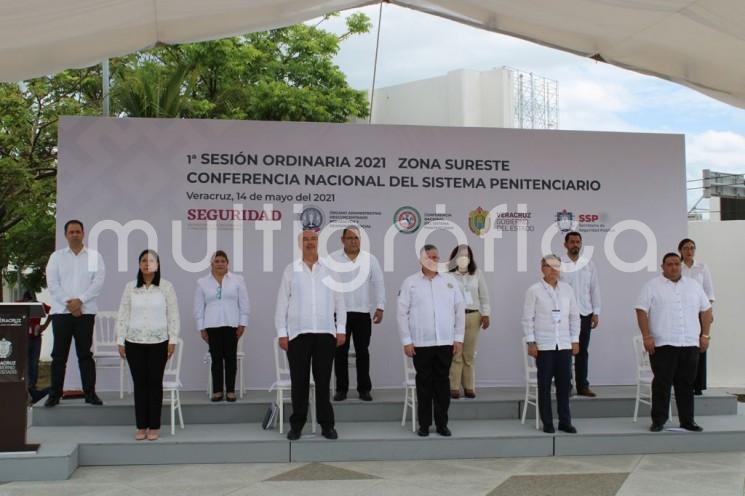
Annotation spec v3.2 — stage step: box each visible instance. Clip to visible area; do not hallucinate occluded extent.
[5,414,745,482]
[30,387,738,427]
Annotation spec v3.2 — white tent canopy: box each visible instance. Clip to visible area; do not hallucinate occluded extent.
[2,0,744,108]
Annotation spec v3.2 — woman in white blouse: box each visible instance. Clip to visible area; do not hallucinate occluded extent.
[679,238,715,395]
[194,250,249,402]
[447,244,491,399]
[116,250,179,441]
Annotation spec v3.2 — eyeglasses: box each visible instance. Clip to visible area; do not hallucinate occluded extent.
[216,286,222,300]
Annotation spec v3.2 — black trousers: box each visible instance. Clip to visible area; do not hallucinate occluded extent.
[207,326,238,393]
[412,345,453,430]
[573,313,593,390]
[335,312,372,394]
[536,348,572,427]
[649,345,699,426]
[694,351,707,392]
[27,335,42,390]
[50,314,96,397]
[287,333,336,432]
[125,340,168,430]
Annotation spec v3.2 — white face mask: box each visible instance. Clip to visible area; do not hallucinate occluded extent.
[456,256,470,271]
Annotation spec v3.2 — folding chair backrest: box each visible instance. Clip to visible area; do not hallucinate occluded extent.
[164,338,184,383]
[273,338,290,383]
[522,337,538,378]
[402,351,416,383]
[632,335,651,371]
[93,311,119,353]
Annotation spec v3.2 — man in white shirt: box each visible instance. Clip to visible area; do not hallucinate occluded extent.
[560,231,601,397]
[275,230,347,441]
[397,244,464,437]
[330,226,385,402]
[636,252,712,432]
[44,220,106,407]
[523,254,580,434]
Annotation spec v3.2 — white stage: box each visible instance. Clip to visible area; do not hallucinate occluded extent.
[2,387,743,482]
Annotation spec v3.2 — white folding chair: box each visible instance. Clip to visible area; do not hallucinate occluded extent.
[401,352,417,432]
[268,339,316,434]
[632,335,672,422]
[163,338,185,435]
[93,311,130,399]
[205,336,246,398]
[521,337,540,430]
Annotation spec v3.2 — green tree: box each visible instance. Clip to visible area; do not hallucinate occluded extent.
[0,70,102,299]
[114,13,371,121]
[0,13,371,298]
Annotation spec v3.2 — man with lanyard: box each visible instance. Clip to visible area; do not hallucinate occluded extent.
[330,225,385,402]
[560,231,601,397]
[523,254,580,433]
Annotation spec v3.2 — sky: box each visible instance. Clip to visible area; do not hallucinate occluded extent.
[320,4,745,215]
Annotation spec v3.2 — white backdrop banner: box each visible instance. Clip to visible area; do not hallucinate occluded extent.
[57,117,686,391]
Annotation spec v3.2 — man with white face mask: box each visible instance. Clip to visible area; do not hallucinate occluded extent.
[447,245,490,399]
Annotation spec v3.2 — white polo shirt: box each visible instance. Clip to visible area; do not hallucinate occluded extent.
[275,258,346,340]
[522,280,581,351]
[397,271,465,347]
[635,275,711,347]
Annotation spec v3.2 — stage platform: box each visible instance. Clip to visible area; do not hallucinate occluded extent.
[2,386,743,482]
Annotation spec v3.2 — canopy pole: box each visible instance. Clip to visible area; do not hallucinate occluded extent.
[368,1,385,124]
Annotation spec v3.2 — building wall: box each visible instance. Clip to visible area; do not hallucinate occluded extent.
[688,220,745,388]
[370,68,514,127]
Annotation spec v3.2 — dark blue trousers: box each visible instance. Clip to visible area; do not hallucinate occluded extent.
[536,348,572,428]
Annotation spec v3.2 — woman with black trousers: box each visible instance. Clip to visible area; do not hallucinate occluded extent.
[194,250,250,402]
[116,250,180,441]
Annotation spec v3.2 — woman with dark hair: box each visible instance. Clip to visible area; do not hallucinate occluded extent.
[116,249,180,441]
[447,244,491,399]
[194,250,249,402]
[678,238,715,395]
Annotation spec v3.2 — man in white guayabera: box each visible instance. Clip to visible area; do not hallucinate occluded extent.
[275,230,346,441]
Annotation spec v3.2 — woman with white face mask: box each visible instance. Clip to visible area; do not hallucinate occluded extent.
[447,245,491,398]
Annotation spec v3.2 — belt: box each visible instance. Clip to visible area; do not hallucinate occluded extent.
[465,309,479,314]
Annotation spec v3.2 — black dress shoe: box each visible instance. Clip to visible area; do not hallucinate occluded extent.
[543,424,555,434]
[333,391,347,401]
[44,395,60,408]
[286,429,301,440]
[322,427,338,440]
[649,423,664,432]
[417,427,429,437]
[436,426,452,437]
[358,391,373,402]
[29,388,49,404]
[558,424,577,434]
[680,422,703,432]
[85,393,103,405]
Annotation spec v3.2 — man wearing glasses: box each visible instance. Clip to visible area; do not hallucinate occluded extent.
[522,254,580,434]
[330,225,385,402]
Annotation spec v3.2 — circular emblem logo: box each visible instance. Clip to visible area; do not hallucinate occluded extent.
[300,206,325,231]
[0,338,12,359]
[393,206,421,234]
